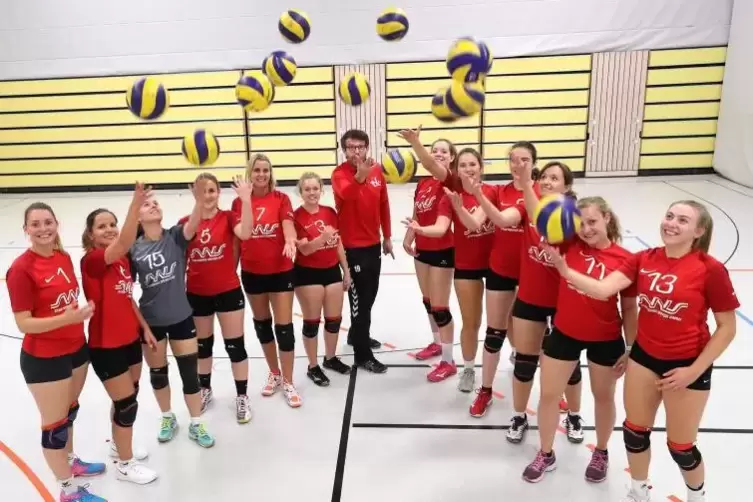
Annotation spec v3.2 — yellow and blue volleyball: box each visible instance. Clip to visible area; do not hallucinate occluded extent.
[126,77,169,120]
[376,7,409,41]
[339,72,371,106]
[182,129,220,167]
[532,194,582,244]
[444,80,485,117]
[235,74,274,112]
[279,9,311,43]
[381,148,417,184]
[431,89,457,123]
[446,37,493,83]
[263,50,297,86]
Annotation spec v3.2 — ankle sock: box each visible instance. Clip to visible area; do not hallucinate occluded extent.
[464,360,474,371]
[199,373,211,389]
[59,477,76,495]
[441,343,453,362]
[235,379,248,396]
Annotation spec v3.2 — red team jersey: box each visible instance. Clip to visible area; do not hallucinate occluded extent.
[179,210,241,295]
[489,182,526,279]
[413,177,453,251]
[81,249,140,349]
[294,205,341,269]
[232,190,294,275]
[6,250,85,357]
[553,240,637,342]
[618,248,739,360]
[331,161,392,248]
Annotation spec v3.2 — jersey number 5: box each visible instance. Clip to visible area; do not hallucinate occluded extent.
[199,228,211,245]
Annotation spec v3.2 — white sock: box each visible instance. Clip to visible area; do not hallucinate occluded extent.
[432,330,440,344]
[190,417,201,426]
[441,343,453,362]
[59,477,76,495]
[66,453,75,463]
[464,360,474,371]
[428,314,440,343]
[631,478,650,494]
[162,410,173,418]
[118,459,133,469]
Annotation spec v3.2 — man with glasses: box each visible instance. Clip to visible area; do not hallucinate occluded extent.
[331,129,393,374]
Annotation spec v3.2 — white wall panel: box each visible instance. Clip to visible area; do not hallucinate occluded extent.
[0,0,733,79]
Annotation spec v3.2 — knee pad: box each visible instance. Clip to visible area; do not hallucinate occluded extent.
[623,420,652,454]
[668,441,702,471]
[224,336,248,363]
[149,365,169,390]
[175,353,200,395]
[483,327,507,354]
[66,401,80,427]
[568,365,582,385]
[41,419,69,450]
[302,319,320,339]
[422,297,431,315]
[112,393,138,428]
[197,334,214,359]
[324,316,342,334]
[513,353,540,383]
[254,318,274,344]
[431,308,453,328]
[275,323,295,352]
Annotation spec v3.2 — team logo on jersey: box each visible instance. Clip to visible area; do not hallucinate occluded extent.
[251,223,279,238]
[191,244,227,262]
[637,270,688,321]
[51,288,80,312]
[138,251,177,287]
[528,245,555,267]
[464,206,494,237]
[369,177,382,188]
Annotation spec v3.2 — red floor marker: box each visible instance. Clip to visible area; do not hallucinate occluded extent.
[667,496,683,502]
[382,342,397,350]
[492,391,504,399]
[585,444,595,452]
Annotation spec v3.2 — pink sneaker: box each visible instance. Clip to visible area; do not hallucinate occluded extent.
[427,361,457,382]
[414,343,442,361]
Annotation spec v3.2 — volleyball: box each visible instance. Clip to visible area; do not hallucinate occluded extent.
[444,80,485,117]
[126,77,169,120]
[279,9,311,43]
[446,37,493,83]
[532,194,582,244]
[182,129,220,167]
[431,89,458,123]
[339,72,371,106]
[376,7,409,41]
[235,74,274,112]
[263,50,298,86]
[381,149,417,184]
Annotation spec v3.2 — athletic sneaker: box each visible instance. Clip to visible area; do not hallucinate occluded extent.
[621,486,651,502]
[506,414,529,443]
[522,450,557,483]
[415,342,441,360]
[188,423,215,448]
[323,356,351,374]
[427,361,457,382]
[157,413,178,443]
[60,484,107,502]
[307,365,331,387]
[356,358,388,374]
[687,487,706,502]
[236,395,252,424]
[457,368,475,393]
[585,449,609,483]
[283,381,302,408]
[116,461,158,485]
[261,371,282,396]
[200,387,213,414]
[70,456,106,477]
[563,413,584,443]
[469,388,493,417]
[108,442,148,461]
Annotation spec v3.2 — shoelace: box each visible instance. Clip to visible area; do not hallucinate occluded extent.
[530,451,550,471]
[589,451,607,470]
[160,416,172,431]
[193,423,209,438]
[237,397,248,414]
[567,415,583,431]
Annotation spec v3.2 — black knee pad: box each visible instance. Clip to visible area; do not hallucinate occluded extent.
[149,365,169,390]
[422,297,431,314]
[175,353,200,395]
[112,393,138,428]
[324,316,342,334]
[66,401,80,427]
[254,318,274,344]
[431,308,453,328]
[197,334,214,359]
[568,365,582,385]
[483,327,507,354]
[41,420,69,450]
[224,336,248,363]
[302,319,320,339]
[513,353,540,383]
[275,323,295,352]
[668,441,702,471]
[623,420,652,454]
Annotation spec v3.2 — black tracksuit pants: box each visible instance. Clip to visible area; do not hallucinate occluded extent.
[345,244,381,364]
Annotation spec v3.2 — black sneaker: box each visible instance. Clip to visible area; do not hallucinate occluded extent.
[307,365,330,387]
[323,356,351,375]
[346,337,383,349]
[357,359,387,374]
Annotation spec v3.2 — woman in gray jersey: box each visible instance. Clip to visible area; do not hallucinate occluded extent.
[129,179,216,448]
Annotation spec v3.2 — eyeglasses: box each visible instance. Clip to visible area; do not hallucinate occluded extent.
[345,144,368,152]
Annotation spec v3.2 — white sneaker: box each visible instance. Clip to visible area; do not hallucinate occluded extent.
[457,368,475,393]
[621,487,651,502]
[109,442,148,461]
[687,487,706,502]
[261,372,282,397]
[116,460,158,485]
[200,388,213,413]
[283,381,302,408]
[236,395,253,424]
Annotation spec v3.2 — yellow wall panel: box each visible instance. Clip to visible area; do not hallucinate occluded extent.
[485,157,585,175]
[484,108,588,126]
[386,128,480,147]
[485,141,585,159]
[644,84,722,103]
[0,169,245,188]
[483,124,587,142]
[247,101,334,120]
[649,47,727,67]
[643,102,719,120]
[250,134,336,151]
[387,113,480,131]
[269,84,334,102]
[641,120,718,138]
[386,62,447,79]
[639,154,714,170]
[646,66,725,86]
[248,117,335,135]
[640,137,716,155]
[490,55,591,75]
[485,73,590,92]
[485,90,589,109]
[264,150,336,167]
[386,80,446,97]
[387,96,431,114]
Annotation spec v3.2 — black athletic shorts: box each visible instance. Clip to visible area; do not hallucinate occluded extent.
[294,264,343,287]
[187,287,245,317]
[486,269,518,292]
[89,339,143,382]
[454,268,487,281]
[150,316,197,343]
[512,297,556,323]
[629,341,712,391]
[241,269,295,295]
[20,342,89,385]
[544,326,625,367]
[414,248,455,268]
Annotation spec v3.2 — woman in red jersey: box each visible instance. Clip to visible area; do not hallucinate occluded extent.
[179,173,254,423]
[81,183,159,486]
[545,200,737,502]
[232,154,301,408]
[6,202,107,502]
[293,172,352,386]
[401,138,457,378]
[401,134,496,392]
[520,196,638,484]
[467,160,583,444]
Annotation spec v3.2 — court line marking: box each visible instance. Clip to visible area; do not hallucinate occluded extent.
[331,366,358,502]
[350,422,753,434]
[0,440,55,502]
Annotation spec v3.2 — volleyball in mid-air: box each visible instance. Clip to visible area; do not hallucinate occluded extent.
[376,7,409,41]
[126,77,169,120]
[339,72,371,106]
[444,80,485,118]
[446,37,493,83]
[235,74,275,112]
[532,194,582,244]
[431,89,458,123]
[279,9,311,43]
[263,51,298,86]
[182,129,220,167]
[381,149,417,184]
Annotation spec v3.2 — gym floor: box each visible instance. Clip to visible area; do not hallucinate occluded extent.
[0,173,750,501]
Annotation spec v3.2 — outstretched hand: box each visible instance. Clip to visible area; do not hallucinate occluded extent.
[397,125,422,144]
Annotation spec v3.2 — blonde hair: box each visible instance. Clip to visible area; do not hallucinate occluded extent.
[246,154,275,192]
[669,200,713,253]
[577,196,622,243]
[297,171,323,195]
[195,171,219,189]
[24,202,65,254]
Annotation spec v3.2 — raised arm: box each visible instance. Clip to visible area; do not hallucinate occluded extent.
[104,183,151,265]
[552,249,634,300]
[407,215,452,238]
[231,176,254,240]
[398,127,449,182]
[183,178,211,241]
[445,188,486,231]
[464,178,522,229]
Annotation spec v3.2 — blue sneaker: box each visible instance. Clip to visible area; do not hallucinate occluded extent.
[189,422,215,448]
[70,456,106,477]
[157,413,178,443]
[60,484,107,501]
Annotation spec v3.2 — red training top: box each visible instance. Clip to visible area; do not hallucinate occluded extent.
[617,248,739,360]
[232,190,294,275]
[179,210,241,296]
[553,239,637,342]
[331,161,392,249]
[413,177,453,251]
[6,250,86,357]
[488,182,527,280]
[294,205,341,269]
[81,249,140,349]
